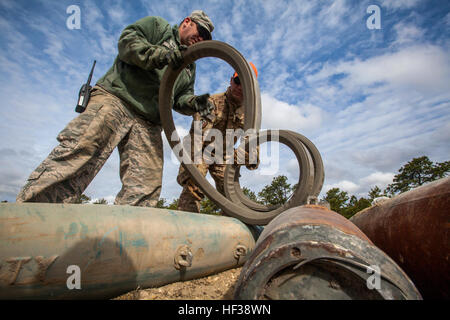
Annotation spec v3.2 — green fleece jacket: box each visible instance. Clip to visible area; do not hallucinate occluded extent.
[96,16,195,124]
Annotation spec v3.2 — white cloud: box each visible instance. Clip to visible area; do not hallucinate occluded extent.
[359,172,395,189]
[322,171,395,197]
[84,1,120,58]
[379,0,421,9]
[239,170,280,194]
[287,158,300,179]
[261,93,323,133]
[319,0,349,28]
[322,171,395,198]
[308,45,450,94]
[324,180,360,194]
[106,0,129,27]
[393,22,424,45]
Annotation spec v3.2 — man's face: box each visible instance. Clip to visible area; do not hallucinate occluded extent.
[179,18,204,46]
[230,76,243,103]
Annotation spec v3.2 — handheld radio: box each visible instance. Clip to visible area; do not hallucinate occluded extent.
[75,60,96,113]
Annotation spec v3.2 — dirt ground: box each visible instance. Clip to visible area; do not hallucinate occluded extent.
[114,267,242,300]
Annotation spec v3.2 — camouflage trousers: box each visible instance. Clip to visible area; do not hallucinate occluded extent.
[177,163,226,213]
[16,86,163,207]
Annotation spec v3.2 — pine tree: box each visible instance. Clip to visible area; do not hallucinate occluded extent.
[200,197,220,215]
[386,156,449,195]
[257,175,292,206]
[368,186,383,202]
[322,188,349,214]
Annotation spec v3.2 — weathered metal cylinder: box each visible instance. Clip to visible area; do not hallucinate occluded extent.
[350,177,450,300]
[0,203,257,299]
[234,205,422,300]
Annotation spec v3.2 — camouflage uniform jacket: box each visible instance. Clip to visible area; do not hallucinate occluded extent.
[194,87,244,160]
[96,16,196,124]
[176,86,259,194]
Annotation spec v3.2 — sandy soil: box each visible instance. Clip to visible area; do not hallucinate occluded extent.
[114,267,242,300]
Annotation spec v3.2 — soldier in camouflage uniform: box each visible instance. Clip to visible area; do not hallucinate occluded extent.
[177,63,259,212]
[16,11,215,207]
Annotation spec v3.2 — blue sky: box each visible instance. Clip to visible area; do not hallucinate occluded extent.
[0,0,449,203]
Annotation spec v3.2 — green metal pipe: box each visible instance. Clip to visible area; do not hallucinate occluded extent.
[0,203,258,299]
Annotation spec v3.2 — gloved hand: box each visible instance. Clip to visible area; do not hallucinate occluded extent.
[190,94,215,117]
[159,45,188,70]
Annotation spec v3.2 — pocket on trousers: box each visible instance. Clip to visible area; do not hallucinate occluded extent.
[58,102,105,147]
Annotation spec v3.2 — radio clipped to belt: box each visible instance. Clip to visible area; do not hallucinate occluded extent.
[75,60,96,113]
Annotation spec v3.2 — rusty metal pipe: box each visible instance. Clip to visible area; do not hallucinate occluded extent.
[350,177,450,299]
[0,203,258,299]
[234,205,422,300]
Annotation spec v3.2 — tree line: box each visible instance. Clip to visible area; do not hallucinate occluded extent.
[324,156,449,218]
[12,155,445,220]
[157,155,449,219]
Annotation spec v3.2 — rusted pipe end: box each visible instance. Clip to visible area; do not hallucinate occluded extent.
[234,204,422,300]
[258,205,373,246]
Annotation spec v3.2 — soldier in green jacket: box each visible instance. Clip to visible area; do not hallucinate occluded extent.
[16,10,215,207]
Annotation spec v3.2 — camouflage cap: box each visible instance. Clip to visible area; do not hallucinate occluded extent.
[189,10,214,40]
